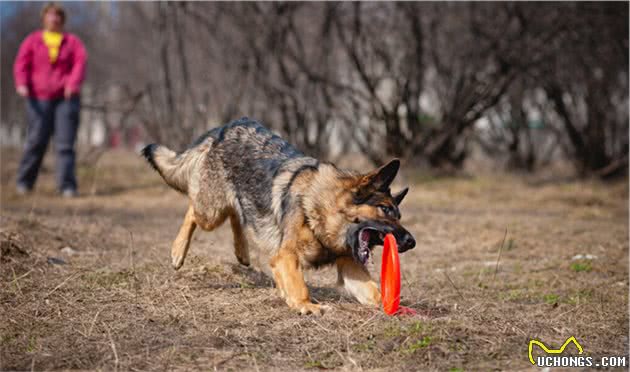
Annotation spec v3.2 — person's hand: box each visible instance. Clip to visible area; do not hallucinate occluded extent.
[64,87,74,99]
[16,85,28,97]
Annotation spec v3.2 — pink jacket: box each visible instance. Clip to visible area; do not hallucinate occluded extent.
[13,30,87,100]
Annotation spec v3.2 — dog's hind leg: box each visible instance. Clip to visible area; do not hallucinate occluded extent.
[336,257,381,306]
[229,212,250,266]
[171,204,197,270]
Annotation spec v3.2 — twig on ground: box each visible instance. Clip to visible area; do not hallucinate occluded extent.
[105,323,120,371]
[45,272,80,298]
[88,309,102,337]
[310,319,332,333]
[493,228,508,283]
[443,271,465,302]
[10,267,24,296]
[128,229,135,273]
[181,289,198,328]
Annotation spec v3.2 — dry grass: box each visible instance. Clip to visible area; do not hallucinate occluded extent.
[1,149,628,371]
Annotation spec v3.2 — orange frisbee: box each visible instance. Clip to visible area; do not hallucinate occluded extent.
[381,233,417,316]
[381,233,401,315]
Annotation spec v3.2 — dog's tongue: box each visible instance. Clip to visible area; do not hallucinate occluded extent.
[358,229,371,264]
[360,229,371,243]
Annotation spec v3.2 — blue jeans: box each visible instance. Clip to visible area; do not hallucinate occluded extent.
[16,97,80,191]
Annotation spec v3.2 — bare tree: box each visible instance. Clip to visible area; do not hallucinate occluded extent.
[540,3,628,178]
[2,2,626,178]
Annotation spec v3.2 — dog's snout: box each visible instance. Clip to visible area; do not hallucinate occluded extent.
[406,234,416,249]
[398,232,416,252]
[405,234,416,248]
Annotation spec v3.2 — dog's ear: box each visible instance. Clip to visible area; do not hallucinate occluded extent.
[363,159,400,192]
[393,187,409,206]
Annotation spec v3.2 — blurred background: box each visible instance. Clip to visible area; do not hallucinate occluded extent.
[1,2,628,178]
[1,4,628,370]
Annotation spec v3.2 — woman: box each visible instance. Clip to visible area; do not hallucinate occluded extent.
[13,2,87,197]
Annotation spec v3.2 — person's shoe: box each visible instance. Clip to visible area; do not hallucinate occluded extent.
[61,189,78,198]
[16,184,31,196]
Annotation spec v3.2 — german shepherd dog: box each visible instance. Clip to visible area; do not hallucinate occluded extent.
[142,117,415,315]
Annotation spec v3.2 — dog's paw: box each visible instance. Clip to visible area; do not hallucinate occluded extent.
[296,302,330,316]
[357,284,381,307]
[276,287,286,300]
[236,255,250,267]
[171,254,185,270]
[343,280,381,306]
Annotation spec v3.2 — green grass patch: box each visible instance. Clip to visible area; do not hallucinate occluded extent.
[238,280,254,289]
[570,261,592,272]
[303,352,340,369]
[383,323,403,338]
[26,335,37,353]
[383,320,435,354]
[500,289,525,302]
[566,289,593,305]
[401,336,432,354]
[543,294,560,304]
[384,320,426,338]
[352,340,376,352]
[304,360,324,369]
[1,333,16,346]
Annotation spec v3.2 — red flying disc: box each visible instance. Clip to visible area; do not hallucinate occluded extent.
[381,233,401,315]
[381,234,417,316]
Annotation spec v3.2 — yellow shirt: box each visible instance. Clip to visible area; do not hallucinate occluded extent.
[42,31,63,63]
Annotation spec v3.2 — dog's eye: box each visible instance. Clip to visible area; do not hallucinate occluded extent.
[379,205,400,219]
[379,205,392,216]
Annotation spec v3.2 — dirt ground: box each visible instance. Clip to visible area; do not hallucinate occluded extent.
[1,149,628,371]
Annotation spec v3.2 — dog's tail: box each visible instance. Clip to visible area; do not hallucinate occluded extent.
[141,144,197,194]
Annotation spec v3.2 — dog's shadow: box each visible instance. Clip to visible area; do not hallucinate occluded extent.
[226,265,453,316]
[228,263,274,288]
[189,264,449,312]
[228,264,346,303]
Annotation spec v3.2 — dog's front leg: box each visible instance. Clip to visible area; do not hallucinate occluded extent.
[336,256,381,306]
[270,248,326,315]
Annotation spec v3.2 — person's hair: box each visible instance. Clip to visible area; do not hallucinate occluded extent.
[41,2,66,26]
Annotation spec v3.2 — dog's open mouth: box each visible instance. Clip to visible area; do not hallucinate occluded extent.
[355,227,386,265]
[347,220,415,266]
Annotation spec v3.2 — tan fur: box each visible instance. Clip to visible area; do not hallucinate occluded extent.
[270,210,329,315]
[171,204,197,269]
[152,145,206,194]
[336,256,380,306]
[300,165,354,252]
[268,164,386,311]
[168,162,398,312]
[149,132,406,314]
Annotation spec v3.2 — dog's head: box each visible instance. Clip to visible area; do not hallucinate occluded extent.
[337,159,416,265]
